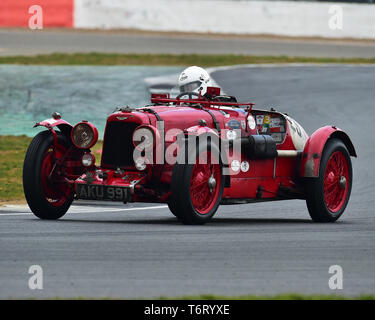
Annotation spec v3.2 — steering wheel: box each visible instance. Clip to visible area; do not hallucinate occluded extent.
[176,92,200,100]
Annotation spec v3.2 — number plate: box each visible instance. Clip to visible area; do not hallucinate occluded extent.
[76,184,129,202]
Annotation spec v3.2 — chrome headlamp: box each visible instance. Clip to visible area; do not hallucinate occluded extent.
[71,121,98,149]
[135,157,147,171]
[82,153,95,167]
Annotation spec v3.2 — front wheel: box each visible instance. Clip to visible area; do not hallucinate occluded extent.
[169,142,224,224]
[305,138,353,222]
[23,130,75,220]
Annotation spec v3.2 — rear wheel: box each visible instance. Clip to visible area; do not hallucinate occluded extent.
[305,138,352,222]
[169,142,224,224]
[23,130,74,220]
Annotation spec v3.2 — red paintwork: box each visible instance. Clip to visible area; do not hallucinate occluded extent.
[34,118,72,150]
[34,118,72,129]
[38,89,356,207]
[300,126,356,178]
[96,97,300,203]
[186,124,218,135]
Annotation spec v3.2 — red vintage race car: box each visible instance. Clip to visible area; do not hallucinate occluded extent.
[23,87,356,224]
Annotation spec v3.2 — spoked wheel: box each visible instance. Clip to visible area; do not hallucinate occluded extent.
[168,142,224,224]
[190,151,222,215]
[323,151,350,213]
[23,130,75,219]
[305,138,352,222]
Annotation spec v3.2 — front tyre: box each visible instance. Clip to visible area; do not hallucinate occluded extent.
[23,130,74,220]
[305,138,353,222]
[169,142,224,224]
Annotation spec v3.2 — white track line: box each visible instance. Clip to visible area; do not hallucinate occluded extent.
[0,213,32,216]
[68,205,168,213]
[0,205,168,217]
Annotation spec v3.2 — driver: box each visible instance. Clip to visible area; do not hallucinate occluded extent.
[178,66,213,97]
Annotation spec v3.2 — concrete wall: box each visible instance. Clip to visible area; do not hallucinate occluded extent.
[0,0,73,27]
[74,0,375,39]
[1,0,374,39]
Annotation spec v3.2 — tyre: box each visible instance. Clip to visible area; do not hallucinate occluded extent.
[23,130,74,220]
[167,201,180,218]
[169,142,224,224]
[305,138,352,222]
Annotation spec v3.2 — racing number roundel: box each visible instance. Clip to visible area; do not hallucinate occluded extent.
[231,160,240,172]
[247,116,256,130]
[286,116,308,150]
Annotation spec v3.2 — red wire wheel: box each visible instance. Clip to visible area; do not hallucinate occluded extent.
[40,144,71,207]
[168,142,224,224]
[323,151,350,213]
[189,151,222,215]
[23,131,75,219]
[305,138,353,222]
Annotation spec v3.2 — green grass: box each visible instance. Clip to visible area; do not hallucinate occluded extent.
[0,53,374,66]
[0,135,103,204]
[155,293,375,300]
[0,135,31,203]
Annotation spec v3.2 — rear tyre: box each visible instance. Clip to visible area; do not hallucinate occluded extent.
[305,138,352,222]
[23,130,74,220]
[169,142,224,225]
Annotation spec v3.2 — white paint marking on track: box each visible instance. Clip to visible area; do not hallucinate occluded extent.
[0,205,168,217]
[68,205,168,213]
[0,213,32,216]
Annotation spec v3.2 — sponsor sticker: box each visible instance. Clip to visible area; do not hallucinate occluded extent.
[256,115,264,125]
[270,117,280,128]
[226,120,241,129]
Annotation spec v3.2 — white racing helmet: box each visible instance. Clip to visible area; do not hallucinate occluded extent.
[178,66,212,96]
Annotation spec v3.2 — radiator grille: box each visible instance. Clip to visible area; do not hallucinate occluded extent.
[101,121,139,168]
